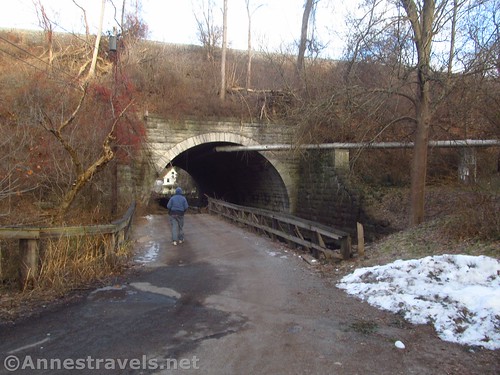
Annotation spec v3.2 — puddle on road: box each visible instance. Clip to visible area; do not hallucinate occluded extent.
[130,281,181,299]
[87,282,181,303]
[88,285,137,302]
[135,241,160,264]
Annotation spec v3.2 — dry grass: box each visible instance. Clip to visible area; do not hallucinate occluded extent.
[0,235,132,323]
[324,181,500,278]
[34,236,131,290]
[323,216,499,280]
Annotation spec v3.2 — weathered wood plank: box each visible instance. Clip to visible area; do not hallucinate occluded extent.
[19,238,39,288]
[213,205,344,261]
[0,202,136,240]
[207,198,349,240]
[0,228,40,240]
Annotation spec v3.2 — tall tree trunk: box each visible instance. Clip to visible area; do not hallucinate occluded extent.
[121,0,127,33]
[87,0,106,80]
[447,0,458,78]
[401,0,435,226]
[245,0,252,92]
[220,0,228,101]
[297,0,314,74]
[410,77,432,226]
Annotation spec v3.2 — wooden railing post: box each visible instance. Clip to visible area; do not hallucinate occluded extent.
[19,238,39,288]
[357,222,365,257]
[340,236,351,260]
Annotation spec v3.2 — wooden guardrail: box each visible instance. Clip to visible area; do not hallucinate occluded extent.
[207,197,351,261]
[0,202,136,288]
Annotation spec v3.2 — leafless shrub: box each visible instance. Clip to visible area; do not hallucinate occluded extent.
[441,189,499,241]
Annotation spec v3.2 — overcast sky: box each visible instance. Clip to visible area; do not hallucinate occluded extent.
[0,0,350,58]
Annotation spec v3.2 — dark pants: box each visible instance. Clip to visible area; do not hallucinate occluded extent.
[169,215,184,242]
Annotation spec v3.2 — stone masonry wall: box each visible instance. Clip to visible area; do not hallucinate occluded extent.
[144,115,301,210]
[125,117,385,239]
[294,150,384,241]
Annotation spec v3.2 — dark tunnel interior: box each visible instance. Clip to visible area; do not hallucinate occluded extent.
[165,142,290,212]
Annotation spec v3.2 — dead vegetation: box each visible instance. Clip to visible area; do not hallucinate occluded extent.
[325,177,499,280]
[0,28,498,322]
[0,236,132,323]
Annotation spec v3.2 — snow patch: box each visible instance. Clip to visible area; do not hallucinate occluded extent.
[337,254,500,350]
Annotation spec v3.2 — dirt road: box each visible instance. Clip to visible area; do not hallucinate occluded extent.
[0,212,497,374]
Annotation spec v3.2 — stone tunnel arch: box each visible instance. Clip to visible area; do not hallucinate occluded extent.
[154,132,295,212]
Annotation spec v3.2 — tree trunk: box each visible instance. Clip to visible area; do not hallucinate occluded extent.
[245,0,252,92]
[121,0,127,33]
[410,82,432,226]
[447,0,458,77]
[297,0,314,74]
[220,0,228,101]
[88,0,106,80]
[57,140,114,216]
[401,0,435,226]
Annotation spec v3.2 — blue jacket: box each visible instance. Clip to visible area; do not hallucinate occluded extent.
[167,188,188,215]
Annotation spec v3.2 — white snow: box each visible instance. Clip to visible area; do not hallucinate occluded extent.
[337,254,500,350]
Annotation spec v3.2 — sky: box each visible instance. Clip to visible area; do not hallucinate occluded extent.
[0,0,350,58]
[337,254,500,350]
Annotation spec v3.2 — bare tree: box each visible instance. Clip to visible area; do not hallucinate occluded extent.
[33,0,55,69]
[446,0,458,77]
[39,85,133,218]
[194,0,223,61]
[72,0,90,42]
[87,0,106,80]
[297,0,316,74]
[0,125,38,214]
[245,1,263,92]
[399,0,436,226]
[120,0,149,41]
[220,0,228,100]
[341,0,498,226]
[245,0,253,92]
[121,0,127,32]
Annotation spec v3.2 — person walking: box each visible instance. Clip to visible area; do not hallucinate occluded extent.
[166,187,189,246]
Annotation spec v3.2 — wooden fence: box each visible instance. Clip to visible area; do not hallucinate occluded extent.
[0,202,136,288]
[207,198,351,261]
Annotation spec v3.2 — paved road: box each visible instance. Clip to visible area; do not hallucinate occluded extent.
[0,213,497,374]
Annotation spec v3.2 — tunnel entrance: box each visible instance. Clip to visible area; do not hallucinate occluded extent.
[163,142,290,212]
